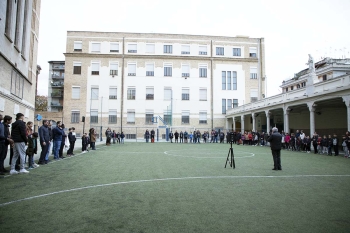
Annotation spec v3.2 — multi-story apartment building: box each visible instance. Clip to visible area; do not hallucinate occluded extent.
[48,61,65,112]
[63,31,265,138]
[0,0,41,120]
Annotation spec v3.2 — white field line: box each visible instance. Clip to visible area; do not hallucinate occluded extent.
[164,150,255,159]
[1,175,350,207]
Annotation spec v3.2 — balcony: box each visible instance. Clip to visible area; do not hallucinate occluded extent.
[51,92,63,98]
[52,74,64,79]
[51,81,64,87]
[51,102,63,108]
[52,65,65,70]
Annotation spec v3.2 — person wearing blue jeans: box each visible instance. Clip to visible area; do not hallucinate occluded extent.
[52,121,63,160]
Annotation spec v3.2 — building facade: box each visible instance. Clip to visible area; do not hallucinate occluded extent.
[226,57,350,137]
[63,31,266,138]
[0,0,41,120]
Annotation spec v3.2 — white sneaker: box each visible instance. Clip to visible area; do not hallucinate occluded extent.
[19,169,29,174]
[10,170,19,175]
[33,163,39,168]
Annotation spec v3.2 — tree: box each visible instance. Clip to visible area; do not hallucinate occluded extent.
[35,95,48,111]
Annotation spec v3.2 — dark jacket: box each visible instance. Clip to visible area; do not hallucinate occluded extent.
[52,127,64,141]
[26,136,38,156]
[68,132,76,142]
[39,125,50,144]
[11,120,27,143]
[267,132,282,150]
[0,122,5,142]
[4,123,11,145]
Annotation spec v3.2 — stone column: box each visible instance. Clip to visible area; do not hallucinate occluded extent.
[265,110,271,133]
[307,102,316,137]
[342,96,350,131]
[225,118,229,131]
[252,113,256,132]
[241,115,245,134]
[284,107,290,133]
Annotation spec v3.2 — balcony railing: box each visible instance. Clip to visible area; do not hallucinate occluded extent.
[51,81,64,87]
[52,65,65,70]
[51,102,63,108]
[51,92,63,98]
[52,74,64,79]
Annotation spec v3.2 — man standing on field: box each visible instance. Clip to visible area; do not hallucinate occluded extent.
[268,127,282,171]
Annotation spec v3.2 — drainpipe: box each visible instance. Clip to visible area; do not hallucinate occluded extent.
[121,37,125,132]
[210,40,214,129]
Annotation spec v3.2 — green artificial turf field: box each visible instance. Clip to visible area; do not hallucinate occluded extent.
[1,142,350,233]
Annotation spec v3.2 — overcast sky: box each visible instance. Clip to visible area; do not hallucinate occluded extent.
[37,0,350,97]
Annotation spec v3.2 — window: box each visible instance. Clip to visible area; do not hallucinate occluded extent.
[91,62,100,75]
[250,67,257,79]
[182,88,190,100]
[199,88,207,101]
[10,69,24,99]
[181,45,190,54]
[71,111,80,123]
[222,99,226,114]
[109,88,117,99]
[5,0,14,41]
[72,87,80,99]
[227,71,231,90]
[222,71,226,90]
[14,0,24,49]
[250,89,258,103]
[227,99,232,110]
[110,62,118,76]
[199,65,207,78]
[91,43,101,52]
[232,71,237,90]
[90,110,98,123]
[163,45,173,54]
[199,45,207,55]
[301,82,306,87]
[233,99,238,108]
[127,88,136,100]
[182,64,190,77]
[323,75,327,81]
[146,87,154,100]
[110,43,119,52]
[74,41,82,52]
[146,63,154,76]
[164,110,171,125]
[199,111,207,124]
[216,47,224,55]
[145,111,153,124]
[233,48,241,56]
[109,110,117,123]
[128,63,136,76]
[146,44,155,53]
[73,62,81,74]
[297,84,300,89]
[291,86,294,91]
[164,88,172,100]
[164,64,172,76]
[91,88,99,100]
[21,0,29,58]
[249,47,257,57]
[128,44,137,53]
[285,87,288,92]
[182,111,190,124]
[127,110,135,123]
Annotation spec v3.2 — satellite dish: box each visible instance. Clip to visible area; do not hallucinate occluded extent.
[36,114,42,121]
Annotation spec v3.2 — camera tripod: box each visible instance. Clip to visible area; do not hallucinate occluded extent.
[225,135,235,169]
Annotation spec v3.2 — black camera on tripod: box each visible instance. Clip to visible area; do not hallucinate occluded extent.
[229,131,235,143]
